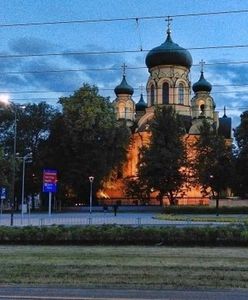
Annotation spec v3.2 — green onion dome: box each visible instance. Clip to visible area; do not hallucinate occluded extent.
[192,72,212,93]
[145,31,192,69]
[114,75,134,95]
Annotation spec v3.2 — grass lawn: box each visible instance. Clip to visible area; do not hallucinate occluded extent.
[156,214,248,223]
[0,246,247,289]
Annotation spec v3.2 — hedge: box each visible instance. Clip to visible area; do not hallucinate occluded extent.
[0,225,247,246]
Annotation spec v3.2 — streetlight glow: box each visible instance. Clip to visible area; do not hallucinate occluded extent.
[0,94,10,105]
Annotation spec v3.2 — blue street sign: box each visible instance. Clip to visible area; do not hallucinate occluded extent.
[43,183,57,193]
[0,187,6,200]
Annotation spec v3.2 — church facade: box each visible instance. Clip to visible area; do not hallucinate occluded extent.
[99,25,232,206]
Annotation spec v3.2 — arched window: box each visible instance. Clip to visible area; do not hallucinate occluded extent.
[162,82,169,104]
[150,85,155,106]
[119,104,125,119]
[178,83,184,104]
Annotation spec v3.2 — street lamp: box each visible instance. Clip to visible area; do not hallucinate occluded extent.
[88,176,94,214]
[20,152,32,224]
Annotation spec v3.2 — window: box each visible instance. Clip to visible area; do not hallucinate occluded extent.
[162,82,169,104]
[178,83,184,104]
[119,104,125,119]
[150,85,155,106]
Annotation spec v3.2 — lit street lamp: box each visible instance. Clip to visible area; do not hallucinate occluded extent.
[89,176,94,214]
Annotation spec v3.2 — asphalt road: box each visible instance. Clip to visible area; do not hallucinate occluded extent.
[0,287,247,300]
[0,212,229,227]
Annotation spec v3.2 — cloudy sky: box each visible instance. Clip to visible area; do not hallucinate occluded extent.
[0,0,248,126]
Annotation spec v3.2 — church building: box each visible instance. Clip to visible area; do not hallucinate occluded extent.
[99,21,232,205]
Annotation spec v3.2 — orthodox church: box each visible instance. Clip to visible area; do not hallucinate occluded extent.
[99,21,232,205]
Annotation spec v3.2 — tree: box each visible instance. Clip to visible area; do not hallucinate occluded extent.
[0,147,12,188]
[17,103,58,199]
[0,102,58,205]
[124,177,150,205]
[234,111,248,197]
[194,120,233,213]
[137,106,187,205]
[40,83,130,204]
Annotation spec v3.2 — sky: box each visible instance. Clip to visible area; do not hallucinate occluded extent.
[0,0,248,127]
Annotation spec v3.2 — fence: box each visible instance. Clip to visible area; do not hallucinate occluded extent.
[0,212,227,227]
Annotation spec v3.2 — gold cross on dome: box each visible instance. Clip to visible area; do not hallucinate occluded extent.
[122,63,127,76]
[200,59,205,73]
[165,16,173,33]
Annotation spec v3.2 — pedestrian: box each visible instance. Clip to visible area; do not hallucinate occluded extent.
[113,204,118,216]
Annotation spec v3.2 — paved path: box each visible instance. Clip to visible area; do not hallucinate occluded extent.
[0,287,247,299]
[0,212,228,227]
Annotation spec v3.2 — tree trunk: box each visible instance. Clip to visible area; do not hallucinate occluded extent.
[216,191,220,216]
[168,191,177,206]
[157,194,163,206]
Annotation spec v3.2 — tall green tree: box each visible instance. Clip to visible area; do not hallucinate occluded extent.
[40,84,130,204]
[0,102,58,204]
[0,147,12,188]
[137,106,187,205]
[234,111,248,197]
[194,120,233,213]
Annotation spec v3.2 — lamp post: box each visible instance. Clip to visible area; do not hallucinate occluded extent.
[21,152,32,224]
[12,109,17,213]
[88,176,94,214]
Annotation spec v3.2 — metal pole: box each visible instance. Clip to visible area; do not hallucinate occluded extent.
[21,157,25,224]
[88,176,94,215]
[90,181,92,214]
[10,108,17,225]
[28,198,31,222]
[48,192,52,216]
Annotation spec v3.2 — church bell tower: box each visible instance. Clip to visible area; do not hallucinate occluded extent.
[113,64,135,127]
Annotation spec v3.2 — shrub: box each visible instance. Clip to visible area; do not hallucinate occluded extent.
[0,225,247,246]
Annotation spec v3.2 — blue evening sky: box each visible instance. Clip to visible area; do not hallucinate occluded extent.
[0,0,248,126]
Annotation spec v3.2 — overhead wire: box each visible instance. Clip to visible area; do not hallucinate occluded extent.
[0,43,248,59]
[0,59,248,75]
[0,8,247,112]
[0,9,247,27]
[2,83,248,94]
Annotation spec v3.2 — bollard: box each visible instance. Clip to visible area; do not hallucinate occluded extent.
[10,212,14,226]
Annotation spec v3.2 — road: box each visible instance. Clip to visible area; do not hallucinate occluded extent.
[0,287,247,299]
[0,211,229,227]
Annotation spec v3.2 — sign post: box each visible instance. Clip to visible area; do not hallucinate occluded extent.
[0,187,6,216]
[43,169,57,216]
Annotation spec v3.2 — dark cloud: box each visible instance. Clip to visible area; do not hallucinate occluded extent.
[63,44,121,67]
[0,56,20,71]
[209,64,248,85]
[2,38,148,101]
[8,37,58,54]
[21,58,83,92]
[0,74,28,89]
